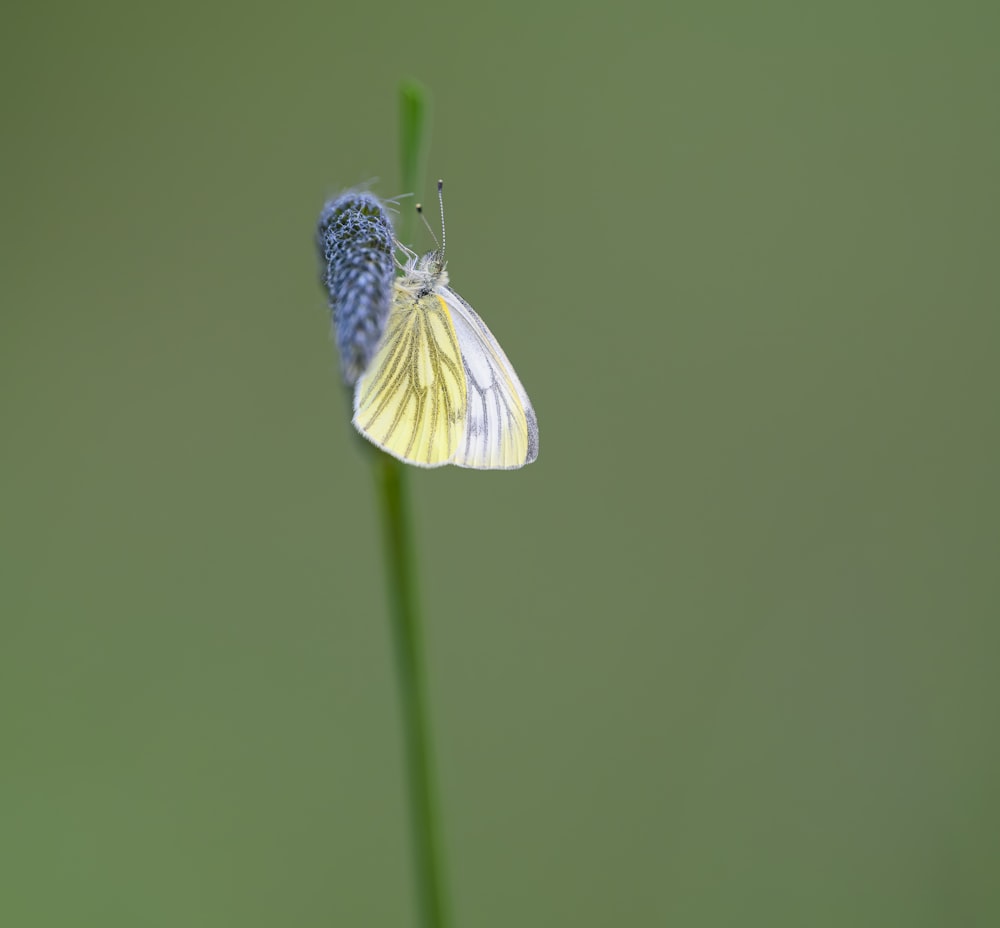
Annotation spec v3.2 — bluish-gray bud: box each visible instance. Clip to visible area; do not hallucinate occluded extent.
[317,192,396,385]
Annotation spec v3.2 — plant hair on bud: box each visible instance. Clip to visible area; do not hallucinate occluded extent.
[317,192,396,385]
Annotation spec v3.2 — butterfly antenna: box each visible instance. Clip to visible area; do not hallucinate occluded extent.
[437,178,447,261]
[415,202,440,251]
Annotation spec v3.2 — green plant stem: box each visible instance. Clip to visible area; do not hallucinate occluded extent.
[399,79,431,241]
[371,79,449,928]
[375,453,449,928]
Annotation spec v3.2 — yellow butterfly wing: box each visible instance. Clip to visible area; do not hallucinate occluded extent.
[440,286,539,470]
[352,282,467,467]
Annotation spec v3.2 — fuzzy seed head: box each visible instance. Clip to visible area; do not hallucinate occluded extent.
[317,192,396,384]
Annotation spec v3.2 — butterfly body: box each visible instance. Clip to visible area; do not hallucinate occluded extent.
[353,251,539,470]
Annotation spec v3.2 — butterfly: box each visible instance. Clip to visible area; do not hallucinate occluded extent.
[352,182,539,469]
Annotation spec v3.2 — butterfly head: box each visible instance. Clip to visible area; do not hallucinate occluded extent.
[397,248,449,297]
[399,180,452,296]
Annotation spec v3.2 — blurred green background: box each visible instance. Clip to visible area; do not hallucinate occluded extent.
[2,1,998,925]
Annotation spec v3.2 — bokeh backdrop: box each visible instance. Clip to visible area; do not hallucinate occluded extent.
[3,2,998,926]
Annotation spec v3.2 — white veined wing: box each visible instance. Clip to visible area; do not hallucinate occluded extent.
[352,242,538,469]
[352,283,467,466]
[440,285,539,470]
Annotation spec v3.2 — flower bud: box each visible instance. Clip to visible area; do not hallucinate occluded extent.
[317,192,396,384]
